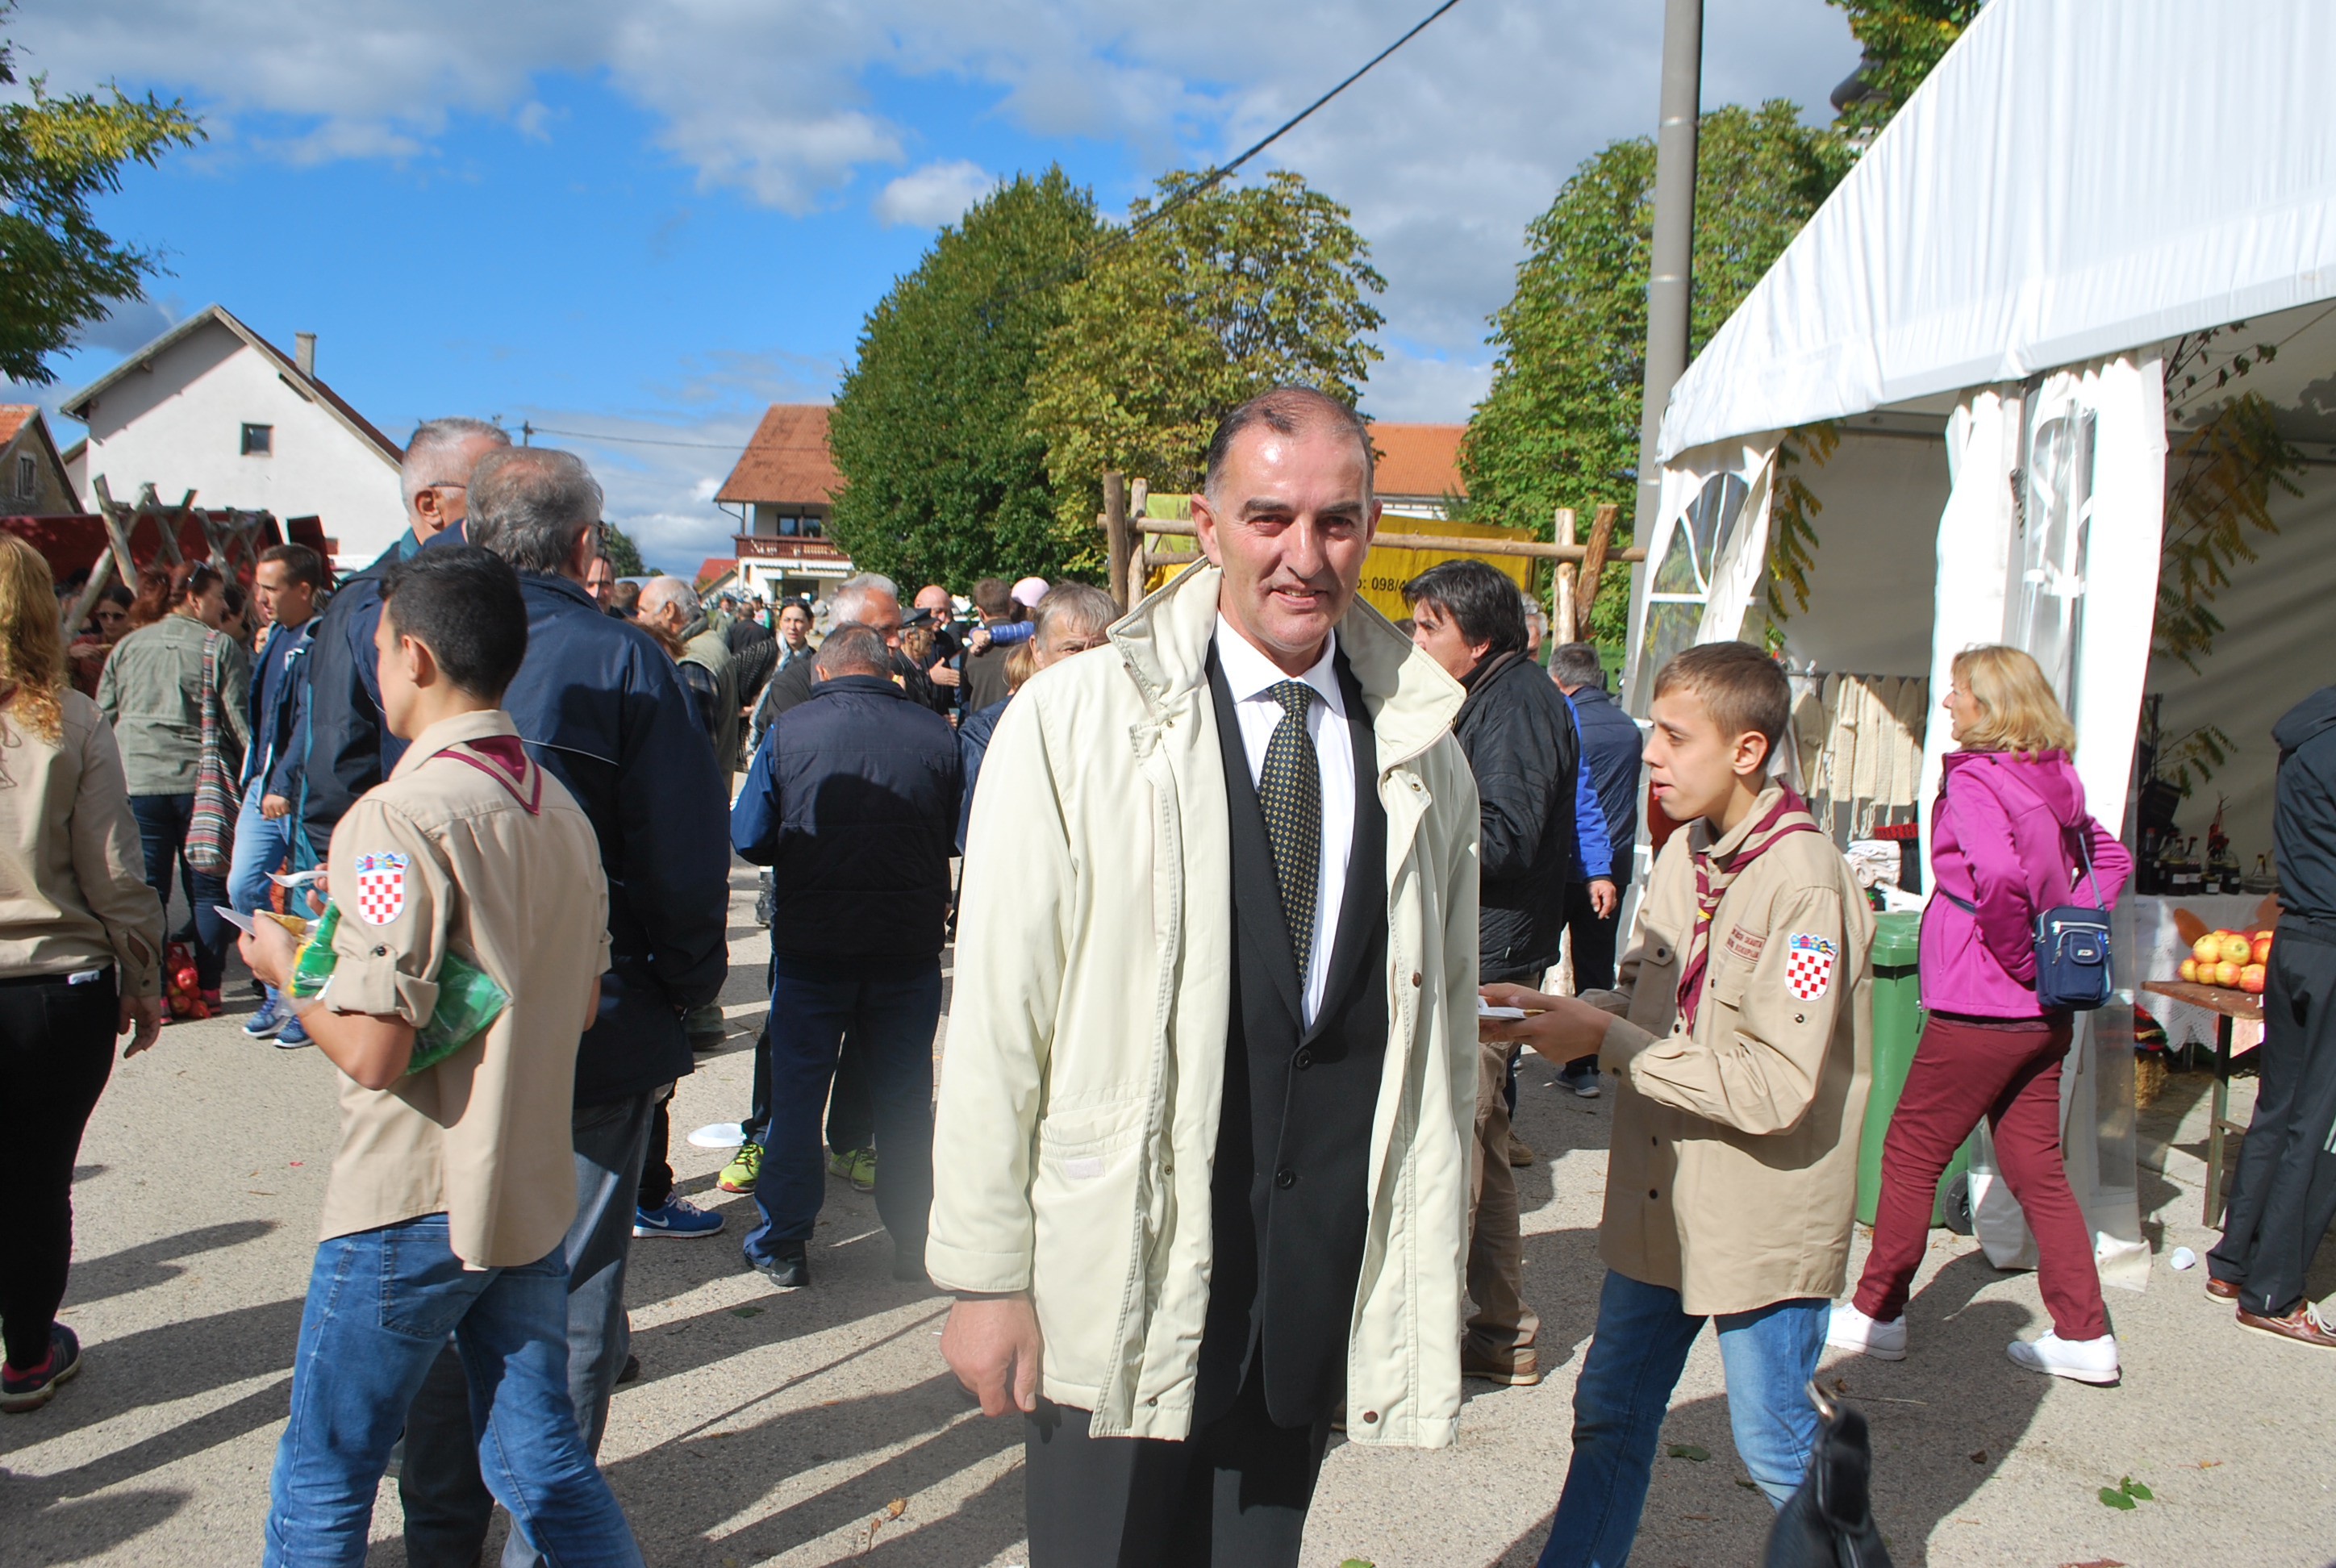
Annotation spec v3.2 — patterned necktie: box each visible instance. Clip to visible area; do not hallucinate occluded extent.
[1258,679,1322,976]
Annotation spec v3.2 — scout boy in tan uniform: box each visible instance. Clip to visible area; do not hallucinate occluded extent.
[239,546,643,1567]
[1482,640,1873,1566]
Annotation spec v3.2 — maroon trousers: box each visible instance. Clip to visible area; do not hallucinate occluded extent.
[1853,1012,2109,1341]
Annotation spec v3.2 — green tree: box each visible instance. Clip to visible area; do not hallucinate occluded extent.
[826,167,1103,587]
[1827,0,1985,136]
[599,522,649,578]
[1026,170,1384,569]
[0,17,204,384]
[1459,102,1849,641]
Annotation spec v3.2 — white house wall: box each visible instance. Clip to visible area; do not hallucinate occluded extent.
[73,320,404,565]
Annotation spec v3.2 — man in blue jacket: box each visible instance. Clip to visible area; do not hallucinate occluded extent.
[732,621,962,1291]
[232,543,326,1047]
[1550,641,1643,1098]
[298,416,511,865]
[393,446,732,1568]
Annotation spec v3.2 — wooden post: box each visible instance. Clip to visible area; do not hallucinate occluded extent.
[1552,507,1579,645]
[1126,478,1150,608]
[90,476,140,585]
[1103,471,1131,612]
[1577,503,1620,628]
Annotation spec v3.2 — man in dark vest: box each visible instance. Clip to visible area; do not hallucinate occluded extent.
[929,386,1481,1565]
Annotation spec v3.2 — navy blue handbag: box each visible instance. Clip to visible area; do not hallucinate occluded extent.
[2030,829,2113,1012]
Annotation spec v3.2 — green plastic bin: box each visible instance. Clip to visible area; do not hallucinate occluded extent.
[1855,910,1972,1227]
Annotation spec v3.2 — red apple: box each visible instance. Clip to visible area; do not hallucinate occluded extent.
[2220,932,2254,965]
[2241,963,2267,995]
[2252,932,2275,965]
[2214,959,2243,987]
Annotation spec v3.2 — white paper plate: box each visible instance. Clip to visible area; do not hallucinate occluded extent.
[687,1122,747,1149]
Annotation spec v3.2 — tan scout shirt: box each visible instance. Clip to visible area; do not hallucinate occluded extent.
[315,711,611,1269]
[1587,781,1875,1316]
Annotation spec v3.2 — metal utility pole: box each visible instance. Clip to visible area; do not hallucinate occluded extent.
[1631,0,1704,546]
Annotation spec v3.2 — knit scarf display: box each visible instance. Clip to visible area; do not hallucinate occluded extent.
[1675,785,1821,1031]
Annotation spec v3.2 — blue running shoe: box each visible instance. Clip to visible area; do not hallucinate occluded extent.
[244,990,287,1039]
[633,1196,724,1239]
[274,1011,312,1050]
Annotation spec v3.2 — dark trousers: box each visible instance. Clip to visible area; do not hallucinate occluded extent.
[746,1022,875,1156]
[1854,1014,2107,1339]
[1023,1357,1332,1568]
[1561,879,1621,1075]
[2211,929,2336,1317]
[129,793,229,991]
[0,970,117,1369]
[399,1091,659,1568]
[744,961,938,1263]
[636,1100,672,1211]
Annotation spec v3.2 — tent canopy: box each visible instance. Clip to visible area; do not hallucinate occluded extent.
[1658,0,2336,461]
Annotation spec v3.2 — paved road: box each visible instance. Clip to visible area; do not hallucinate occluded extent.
[6,864,2334,1565]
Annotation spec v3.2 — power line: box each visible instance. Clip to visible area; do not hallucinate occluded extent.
[518,421,747,451]
[986,0,1469,314]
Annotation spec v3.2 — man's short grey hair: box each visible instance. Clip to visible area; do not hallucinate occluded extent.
[639,575,699,621]
[1548,641,1607,691]
[466,448,604,576]
[829,571,900,626]
[1202,386,1374,503]
[1033,582,1117,649]
[401,417,511,510]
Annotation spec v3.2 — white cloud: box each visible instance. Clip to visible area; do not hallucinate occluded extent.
[873,159,997,227]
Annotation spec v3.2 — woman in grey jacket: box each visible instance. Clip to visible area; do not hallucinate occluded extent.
[96,561,249,1011]
[0,535,166,1412]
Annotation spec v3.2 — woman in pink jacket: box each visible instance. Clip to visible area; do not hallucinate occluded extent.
[1829,645,2132,1383]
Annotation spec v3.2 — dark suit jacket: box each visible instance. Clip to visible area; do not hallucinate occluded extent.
[1196,640,1390,1430]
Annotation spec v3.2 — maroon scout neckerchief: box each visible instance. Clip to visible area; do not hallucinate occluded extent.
[436,734,544,815]
[1675,784,1821,1031]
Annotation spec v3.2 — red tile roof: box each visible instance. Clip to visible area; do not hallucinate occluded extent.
[696,557,737,587]
[1370,422,1466,501]
[715,406,842,507]
[0,406,33,446]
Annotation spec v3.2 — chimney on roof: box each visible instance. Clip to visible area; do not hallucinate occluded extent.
[294,332,316,378]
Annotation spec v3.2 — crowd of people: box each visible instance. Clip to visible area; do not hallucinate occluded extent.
[3,382,2333,1567]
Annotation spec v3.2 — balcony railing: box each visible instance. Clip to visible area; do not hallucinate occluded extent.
[734,533,847,561]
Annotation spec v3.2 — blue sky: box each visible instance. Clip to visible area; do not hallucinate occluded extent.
[17,0,1856,568]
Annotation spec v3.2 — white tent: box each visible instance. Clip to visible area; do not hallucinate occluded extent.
[1629,0,2336,1285]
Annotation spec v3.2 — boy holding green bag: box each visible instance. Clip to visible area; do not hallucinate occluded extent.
[238,545,640,1566]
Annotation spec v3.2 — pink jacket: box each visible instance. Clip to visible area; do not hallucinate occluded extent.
[1921,749,2131,1019]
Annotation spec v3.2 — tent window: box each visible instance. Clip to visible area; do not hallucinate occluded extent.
[2009,407,2096,710]
[1640,471,1752,690]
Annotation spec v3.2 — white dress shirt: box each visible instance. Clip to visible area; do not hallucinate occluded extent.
[1215,615,1356,1028]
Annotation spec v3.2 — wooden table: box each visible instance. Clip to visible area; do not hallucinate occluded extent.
[2142,980,2263,1224]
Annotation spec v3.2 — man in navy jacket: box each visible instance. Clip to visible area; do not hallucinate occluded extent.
[732,622,962,1292]
[393,446,731,1568]
[1550,641,1643,1096]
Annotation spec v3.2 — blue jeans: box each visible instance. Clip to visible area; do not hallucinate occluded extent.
[1537,1270,1826,1568]
[396,1091,661,1568]
[745,958,940,1264]
[264,1214,642,1568]
[128,793,230,990]
[228,789,296,917]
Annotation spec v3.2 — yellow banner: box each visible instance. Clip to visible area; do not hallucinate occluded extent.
[1143,495,1534,622]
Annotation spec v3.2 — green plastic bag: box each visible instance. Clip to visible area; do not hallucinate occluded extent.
[289,903,511,1076]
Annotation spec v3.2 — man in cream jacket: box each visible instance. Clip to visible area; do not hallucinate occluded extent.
[929,386,1480,1566]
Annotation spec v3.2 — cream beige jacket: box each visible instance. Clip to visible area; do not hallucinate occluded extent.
[0,691,165,995]
[1589,781,1875,1316]
[928,563,1481,1446]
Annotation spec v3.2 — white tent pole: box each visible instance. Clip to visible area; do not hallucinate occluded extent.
[1631,0,1704,549]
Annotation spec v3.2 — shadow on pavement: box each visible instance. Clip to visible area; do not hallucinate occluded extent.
[63,1220,281,1309]
[0,1483,192,1564]
[605,1371,1022,1564]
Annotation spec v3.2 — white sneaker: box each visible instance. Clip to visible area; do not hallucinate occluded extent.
[2007,1331,2118,1384]
[1826,1302,1907,1361]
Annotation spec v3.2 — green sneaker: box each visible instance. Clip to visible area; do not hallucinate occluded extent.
[828,1147,877,1192]
[718,1142,761,1195]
